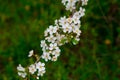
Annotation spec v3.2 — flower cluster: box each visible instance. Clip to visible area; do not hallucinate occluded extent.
[62,0,88,12]
[62,0,79,12]
[17,0,88,79]
[17,64,27,78]
[17,55,45,79]
[41,7,86,62]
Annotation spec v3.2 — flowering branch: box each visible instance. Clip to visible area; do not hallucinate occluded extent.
[17,0,88,79]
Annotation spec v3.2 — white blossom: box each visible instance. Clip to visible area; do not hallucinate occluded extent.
[17,64,27,78]
[47,25,58,35]
[36,62,46,77]
[55,33,66,46]
[45,35,57,43]
[72,12,81,24]
[52,47,61,57]
[62,23,72,33]
[17,0,88,79]
[62,0,79,12]
[79,7,85,17]
[42,52,51,61]
[44,29,49,36]
[66,3,76,12]
[17,64,25,72]
[51,56,58,61]
[18,72,27,78]
[28,50,34,57]
[59,16,67,26]
[36,76,39,79]
[37,70,46,76]
[40,40,46,48]
[61,0,67,5]
[49,43,57,50]
[81,0,88,6]
[36,62,45,71]
[28,64,36,74]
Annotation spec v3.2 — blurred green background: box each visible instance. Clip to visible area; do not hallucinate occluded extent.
[0,0,120,80]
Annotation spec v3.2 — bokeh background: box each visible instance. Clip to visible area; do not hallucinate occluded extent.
[0,0,120,80]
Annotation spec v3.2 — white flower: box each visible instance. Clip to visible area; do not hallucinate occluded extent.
[40,40,47,48]
[45,35,57,43]
[49,43,57,50]
[18,72,27,78]
[59,17,73,33]
[48,25,58,35]
[37,70,46,76]
[52,47,61,57]
[55,19,59,26]
[59,16,67,26]
[28,50,34,57]
[66,3,75,12]
[28,64,36,74]
[61,0,67,5]
[71,23,80,30]
[76,29,81,36]
[44,29,49,36]
[73,11,81,18]
[42,52,51,61]
[17,64,25,72]
[36,76,39,79]
[75,37,80,41]
[17,64,27,78]
[55,33,66,46]
[51,56,58,61]
[36,62,45,71]
[81,0,88,6]
[66,17,72,23]
[35,62,46,77]
[41,40,48,52]
[62,0,79,12]
[62,23,72,33]
[72,12,81,24]
[79,7,85,17]
[72,25,81,36]
[44,25,58,36]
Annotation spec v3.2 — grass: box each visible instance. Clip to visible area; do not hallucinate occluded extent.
[0,0,120,80]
